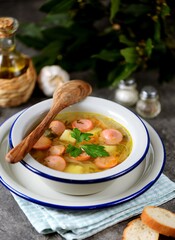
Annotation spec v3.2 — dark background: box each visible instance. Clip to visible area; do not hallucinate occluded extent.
[0,1,175,240]
[0,0,43,22]
[0,0,44,56]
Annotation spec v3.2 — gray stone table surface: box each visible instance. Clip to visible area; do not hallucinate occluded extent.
[0,1,175,239]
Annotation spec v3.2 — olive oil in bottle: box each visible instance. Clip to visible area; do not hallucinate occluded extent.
[0,17,29,78]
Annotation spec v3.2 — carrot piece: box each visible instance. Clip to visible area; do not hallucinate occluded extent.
[33,135,52,150]
[71,152,91,161]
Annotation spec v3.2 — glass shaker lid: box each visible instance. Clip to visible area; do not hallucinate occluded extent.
[118,78,136,89]
[140,86,158,100]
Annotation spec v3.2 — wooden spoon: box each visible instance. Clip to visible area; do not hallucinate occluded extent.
[6,80,92,164]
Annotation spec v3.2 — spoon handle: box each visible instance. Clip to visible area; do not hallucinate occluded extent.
[6,80,92,164]
[6,106,63,163]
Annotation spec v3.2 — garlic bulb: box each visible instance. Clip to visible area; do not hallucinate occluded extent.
[38,65,70,97]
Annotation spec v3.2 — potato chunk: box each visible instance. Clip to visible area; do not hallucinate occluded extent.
[59,129,76,143]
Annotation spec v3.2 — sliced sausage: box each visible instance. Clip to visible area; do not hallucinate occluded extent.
[48,145,65,156]
[72,119,94,132]
[101,129,123,145]
[94,156,119,169]
[49,120,66,135]
[45,155,66,171]
[33,135,52,150]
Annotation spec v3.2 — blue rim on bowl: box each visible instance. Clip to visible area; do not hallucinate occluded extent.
[9,97,150,184]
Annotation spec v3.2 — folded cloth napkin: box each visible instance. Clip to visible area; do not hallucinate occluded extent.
[13,174,175,240]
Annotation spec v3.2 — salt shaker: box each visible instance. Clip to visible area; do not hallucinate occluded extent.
[136,86,161,118]
[114,79,138,107]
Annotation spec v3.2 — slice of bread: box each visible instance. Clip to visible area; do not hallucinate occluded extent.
[141,206,175,238]
[122,218,159,240]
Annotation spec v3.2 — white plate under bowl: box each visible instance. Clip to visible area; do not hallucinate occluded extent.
[0,112,165,210]
[9,97,150,183]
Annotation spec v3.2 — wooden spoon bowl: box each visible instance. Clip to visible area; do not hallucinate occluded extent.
[6,80,92,163]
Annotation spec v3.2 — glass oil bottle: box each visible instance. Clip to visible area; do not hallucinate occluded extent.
[0,17,36,107]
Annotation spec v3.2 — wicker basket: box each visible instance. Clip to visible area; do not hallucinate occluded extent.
[0,59,37,107]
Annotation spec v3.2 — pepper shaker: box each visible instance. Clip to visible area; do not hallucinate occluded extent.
[136,86,161,118]
[114,79,138,107]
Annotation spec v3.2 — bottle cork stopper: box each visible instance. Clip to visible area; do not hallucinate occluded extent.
[0,17,13,29]
[0,17,18,38]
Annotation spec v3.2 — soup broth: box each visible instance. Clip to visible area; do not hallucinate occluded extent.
[30,112,132,174]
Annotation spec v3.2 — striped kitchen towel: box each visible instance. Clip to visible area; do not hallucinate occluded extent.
[13,174,175,240]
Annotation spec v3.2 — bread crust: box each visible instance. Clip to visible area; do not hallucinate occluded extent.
[141,206,175,237]
[122,218,159,240]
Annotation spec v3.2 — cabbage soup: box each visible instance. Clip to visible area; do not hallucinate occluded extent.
[30,112,132,174]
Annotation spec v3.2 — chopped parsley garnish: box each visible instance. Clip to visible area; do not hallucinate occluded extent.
[81,144,109,158]
[66,144,82,157]
[66,128,109,158]
[71,128,93,142]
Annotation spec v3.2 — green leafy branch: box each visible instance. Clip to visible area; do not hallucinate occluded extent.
[17,0,173,86]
